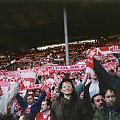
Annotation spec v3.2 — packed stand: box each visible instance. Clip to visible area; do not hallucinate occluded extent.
[0,38,120,120]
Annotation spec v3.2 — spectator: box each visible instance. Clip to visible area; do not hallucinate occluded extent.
[74,74,80,87]
[50,78,84,120]
[50,92,58,103]
[89,73,100,99]
[92,87,120,120]
[81,87,104,120]
[16,91,45,118]
[79,70,103,120]
[109,69,114,75]
[0,114,18,120]
[91,93,104,111]
[19,113,34,120]
[0,82,19,114]
[93,58,120,104]
[32,89,41,102]
[36,99,51,120]
[13,101,22,119]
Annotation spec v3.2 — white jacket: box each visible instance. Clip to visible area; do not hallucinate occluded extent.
[0,82,19,114]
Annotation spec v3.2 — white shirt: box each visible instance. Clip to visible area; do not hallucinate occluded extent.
[89,80,99,99]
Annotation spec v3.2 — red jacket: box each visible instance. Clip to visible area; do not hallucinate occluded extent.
[36,111,50,120]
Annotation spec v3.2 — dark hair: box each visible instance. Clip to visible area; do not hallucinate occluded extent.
[0,114,17,120]
[32,89,41,93]
[110,69,114,73]
[65,72,70,79]
[59,78,77,99]
[116,64,120,72]
[91,93,103,103]
[26,94,34,99]
[20,113,34,120]
[102,87,116,97]
[59,78,75,91]
[42,99,52,109]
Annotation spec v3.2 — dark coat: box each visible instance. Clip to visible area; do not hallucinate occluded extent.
[50,95,86,120]
[77,82,97,120]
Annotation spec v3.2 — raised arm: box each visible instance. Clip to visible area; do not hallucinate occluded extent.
[53,73,60,85]
[32,91,45,117]
[75,82,84,99]
[35,91,45,107]
[16,93,27,111]
[93,58,115,87]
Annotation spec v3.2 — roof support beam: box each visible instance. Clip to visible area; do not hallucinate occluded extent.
[63,6,69,65]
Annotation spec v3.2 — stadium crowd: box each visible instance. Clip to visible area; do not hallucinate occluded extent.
[0,38,120,120]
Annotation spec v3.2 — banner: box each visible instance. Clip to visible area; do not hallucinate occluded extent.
[85,45,120,78]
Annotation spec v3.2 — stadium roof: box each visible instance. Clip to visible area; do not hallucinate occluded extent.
[0,0,120,54]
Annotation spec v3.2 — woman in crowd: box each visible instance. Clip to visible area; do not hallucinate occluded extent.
[50,78,84,120]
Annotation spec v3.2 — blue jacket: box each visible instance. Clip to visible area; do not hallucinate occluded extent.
[16,91,45,118]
